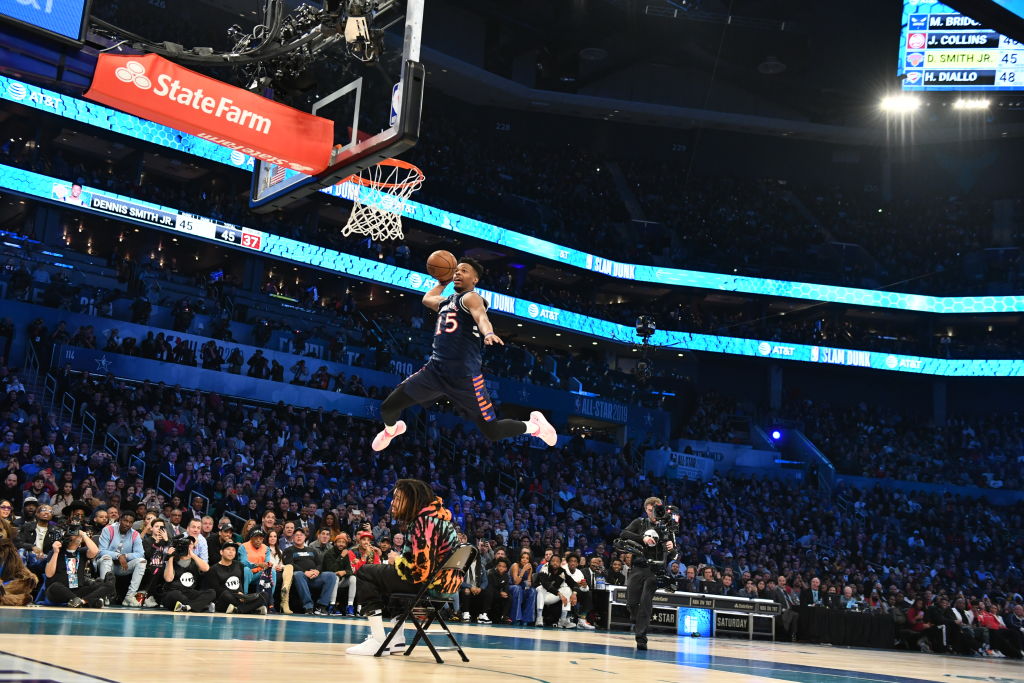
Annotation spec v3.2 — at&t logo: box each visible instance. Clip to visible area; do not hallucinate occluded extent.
[115,61,153,90]
[528,303,540,318]
[885,355,899,369]
[229,150,247,166]
[408,272,423,288]
[7,82,27,101]
[757,342,771,356]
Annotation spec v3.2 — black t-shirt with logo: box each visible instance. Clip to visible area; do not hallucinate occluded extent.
[166,559,202,591]
[50,548,89,588]
[205,561,245,594]
[283,545,321,572]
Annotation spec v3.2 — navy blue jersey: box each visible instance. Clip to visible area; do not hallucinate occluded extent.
[430,291,485,377]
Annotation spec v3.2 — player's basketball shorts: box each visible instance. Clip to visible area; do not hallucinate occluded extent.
[399,361,496,423]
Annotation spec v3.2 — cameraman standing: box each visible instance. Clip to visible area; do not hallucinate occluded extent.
[618,496,673,651]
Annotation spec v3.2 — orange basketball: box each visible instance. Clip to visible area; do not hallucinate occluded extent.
[426,250,458,280]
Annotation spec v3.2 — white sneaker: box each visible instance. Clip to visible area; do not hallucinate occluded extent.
[529,411,557,447]
[461,611,471,621]
[535,618,545,627]
[346,636,386,656]
[143,596,158,608]
[558,617,576,629]
[478,615,492,624]
[579,620,595,630]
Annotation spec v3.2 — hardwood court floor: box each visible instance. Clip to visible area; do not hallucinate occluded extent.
[0,607,1021,683]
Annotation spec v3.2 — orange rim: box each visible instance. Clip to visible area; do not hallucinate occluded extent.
[343,158,425,191]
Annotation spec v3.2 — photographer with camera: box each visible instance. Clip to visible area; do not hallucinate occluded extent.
[160,534,214,612]
[616,496,679,650]
[44,527,113,608]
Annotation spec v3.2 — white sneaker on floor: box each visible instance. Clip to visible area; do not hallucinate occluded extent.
[579,620,595,630]
[477,615,492,624]
[558,617,576,629]
[143,596,158,608]
[529,411,557,447]
[346,636,385,656]
[461,611,471,621]
[535,618,545,627]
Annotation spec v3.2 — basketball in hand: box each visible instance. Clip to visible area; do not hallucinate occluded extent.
[426,250,458,281]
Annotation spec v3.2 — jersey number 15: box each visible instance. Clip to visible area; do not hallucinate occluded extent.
[435,311,459,335]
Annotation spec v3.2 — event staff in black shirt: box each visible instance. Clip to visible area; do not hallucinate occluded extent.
[44,529,113,608]
[617,496,675,651]
[160,536,214,612]
[205,541,268,614]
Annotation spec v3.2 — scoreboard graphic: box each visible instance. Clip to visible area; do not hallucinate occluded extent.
[899,1,1024,90]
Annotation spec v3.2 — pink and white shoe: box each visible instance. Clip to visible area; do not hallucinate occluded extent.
[529,411,557,447]
[371,420,407,452]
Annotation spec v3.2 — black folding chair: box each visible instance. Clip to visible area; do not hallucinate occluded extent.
[375,543,478,663]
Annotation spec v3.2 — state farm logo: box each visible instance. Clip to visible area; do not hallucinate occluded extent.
[528,304,540,318]
[111,59,273,135]
[115,61,152,90]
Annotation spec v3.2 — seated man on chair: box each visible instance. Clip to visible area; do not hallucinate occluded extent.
[346,478,460,656]
[283,528,337,615]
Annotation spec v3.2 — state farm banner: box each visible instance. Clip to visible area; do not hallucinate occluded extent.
[86,54,333,174]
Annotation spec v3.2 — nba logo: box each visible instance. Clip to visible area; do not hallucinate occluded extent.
[908,14,928,31]
[907,33,926,49]
[905,71,922,85]
[905,52,925,68]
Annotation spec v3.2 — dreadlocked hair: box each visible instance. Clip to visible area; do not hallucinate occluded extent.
[393,478,437,523]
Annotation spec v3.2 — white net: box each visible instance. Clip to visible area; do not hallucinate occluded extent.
[341,160,424,241]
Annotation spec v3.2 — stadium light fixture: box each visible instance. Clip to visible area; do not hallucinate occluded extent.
[880,95,921,113]
[771,429,782,440]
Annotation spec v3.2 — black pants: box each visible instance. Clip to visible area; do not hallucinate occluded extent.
[215,590,268,614]
[355,563,419,616]
[462,587,490,619]
[380,384,527,441]
[46,581,114,607]
[990,627,1024,659]
[626,566,657,645]
[161,588,216,612]
[489,591,510,620]
[574,590,593,622]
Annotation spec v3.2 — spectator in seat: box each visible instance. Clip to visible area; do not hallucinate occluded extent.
[699,566,721,595]
[205,541,268,615]
[43,528,112,608]
[309,527,333,553]
[161,536,213,612]
[139,519,170,607]
[185,518,209,562]
[96,510,147,607]
[322,532,355,615]
[208,521,236,560]
[720,573,737,597]
[800,577,824,606]
[563,553,595,629]
[606,558,626,587]
[459,550,490,623]
[283,528,337,615]
[977,603,1024,659]
[239,527,275,593]
[508,549,536,626]
[16,502,58,573]
[165,508,186,539]
[486,557,512,624]
[345,480,459,657]
[535,553,576,629]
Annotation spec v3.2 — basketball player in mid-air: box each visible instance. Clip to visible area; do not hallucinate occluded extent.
[372,257,557,451]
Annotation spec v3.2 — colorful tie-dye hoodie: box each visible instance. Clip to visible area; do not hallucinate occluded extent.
[395,496,461,594]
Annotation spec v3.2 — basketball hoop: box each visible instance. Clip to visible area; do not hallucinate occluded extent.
[340,158,425,241]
